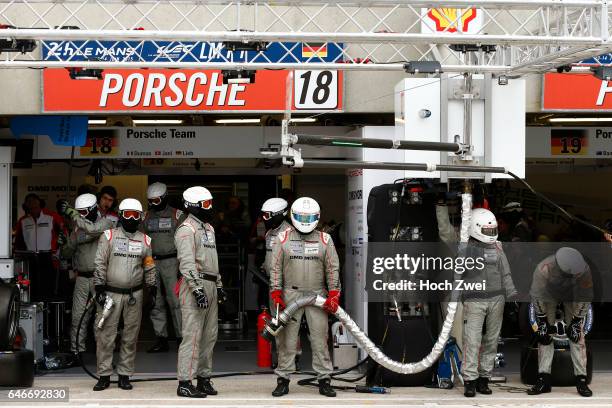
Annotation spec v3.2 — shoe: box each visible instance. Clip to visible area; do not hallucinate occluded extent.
[118,375,133,390]
[272,377,290,397]
[464,380,476,398]
[177,381,207,398]
[476,377,492,395]
[147,337,169,353]
[93,376,111,391]
[527,373,552,395]
[576,375,592,397]
[318,379,336,397]
[196,377,218,396]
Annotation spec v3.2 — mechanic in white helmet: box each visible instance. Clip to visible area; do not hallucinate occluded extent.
[58,194,116,357]
[92,198,157,392]
[143,182,185,353]
[269,197,340,398]
[261,198,292,276]
[175,186,225,398]
[461,208,517,398]
[528,247,593,397]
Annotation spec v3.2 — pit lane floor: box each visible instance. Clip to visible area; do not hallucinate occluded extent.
[3,373,612,407]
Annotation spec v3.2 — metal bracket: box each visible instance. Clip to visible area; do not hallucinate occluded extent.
[280,119,303,168]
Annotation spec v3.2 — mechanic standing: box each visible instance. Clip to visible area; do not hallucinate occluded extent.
[461,208,517,398]
[175,186,225,398]
[269,197,340,398]
[528,247,593,397]
[58,194,115,357]
[92,198,157,392]
[143,182,184,353]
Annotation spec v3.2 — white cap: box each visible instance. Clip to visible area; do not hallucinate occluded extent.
[147,182,167,199]
[183,186,213,204]
[261,197,288,213]
[555,247,588,276]
[75,193,97,210]
[118,198,143,213]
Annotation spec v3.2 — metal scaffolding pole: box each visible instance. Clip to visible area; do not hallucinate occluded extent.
[300,159,507,174]
[291,134,464,153]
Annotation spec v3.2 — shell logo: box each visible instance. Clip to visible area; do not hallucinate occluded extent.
[427,8,478,33]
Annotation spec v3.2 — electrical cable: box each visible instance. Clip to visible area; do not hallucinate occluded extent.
[296,357,371,392]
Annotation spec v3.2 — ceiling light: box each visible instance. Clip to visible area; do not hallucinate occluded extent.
[288,118,317,123]
[133,119,184,125]
[222,69,256,84]
[67,68,103,80]
[215,118,261,124]
[548,117,612,122]
[88,119,107,125]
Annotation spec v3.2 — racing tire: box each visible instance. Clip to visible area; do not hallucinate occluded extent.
[0,349,35,387]
[0,283,20,349]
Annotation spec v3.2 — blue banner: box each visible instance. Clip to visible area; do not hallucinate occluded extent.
[10,116,88,146]
[42,41,343,63]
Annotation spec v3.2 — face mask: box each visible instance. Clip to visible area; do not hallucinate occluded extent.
[85,207,98,223]
[121,217,140,233]
[192,208,213,224]
[264,214,285,231]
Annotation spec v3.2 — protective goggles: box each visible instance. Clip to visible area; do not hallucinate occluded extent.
[77,208,90,217]
[120,210,142,220]
[292,212,320,224]
[262,209,284,221]
[481,226,498,237]
[148,196,163,206]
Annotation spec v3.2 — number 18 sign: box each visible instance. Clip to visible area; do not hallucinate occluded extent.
[294,70,339,110]
[80,130,119,157]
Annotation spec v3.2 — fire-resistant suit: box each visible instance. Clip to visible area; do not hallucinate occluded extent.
[175,214,222,381]
[269,225,340,380]
[62,215,115,353]
[93,227,156,377]
[144,207,184,339]
[461,240,517,382]
[530,255,593,376]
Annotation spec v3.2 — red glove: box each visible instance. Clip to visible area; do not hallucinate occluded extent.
[323,290,341,314]
[270,290,286,311]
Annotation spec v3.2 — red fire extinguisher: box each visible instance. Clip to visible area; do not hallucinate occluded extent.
[257,307,272,368]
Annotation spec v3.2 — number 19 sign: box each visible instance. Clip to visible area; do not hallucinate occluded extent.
[294,70,339,110]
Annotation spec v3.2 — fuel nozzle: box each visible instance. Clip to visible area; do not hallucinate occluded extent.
[97,295,114,329]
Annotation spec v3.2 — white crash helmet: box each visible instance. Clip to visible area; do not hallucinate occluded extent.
[555,247,588,277]
[501,201,522,214]
[470,208,498,243]
[183,186,213,210]
[261,197,288,217]
[118,198,143,219]
[290,197,320,234]
[147,182,167,199]
[74,193,97,217]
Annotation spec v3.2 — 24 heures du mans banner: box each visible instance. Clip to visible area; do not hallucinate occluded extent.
[42,41,343,112]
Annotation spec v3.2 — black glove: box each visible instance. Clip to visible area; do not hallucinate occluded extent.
[146,286,157,310]
[193,288,209,309]
[217,287,228,305]
[94,285,107,307]
[57,231,67,247]
[568,316,584,343]
[535,313,553,345]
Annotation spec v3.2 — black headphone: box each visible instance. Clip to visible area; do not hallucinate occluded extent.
[22,193,45,214]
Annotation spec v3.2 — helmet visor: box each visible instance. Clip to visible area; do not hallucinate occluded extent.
[77,208,90,217]
[262,209,283,221]
[148,196,162,206]
[292,212,320,224]
[200,199,213,210]
[481,226,498,237]
[121,210,142,220]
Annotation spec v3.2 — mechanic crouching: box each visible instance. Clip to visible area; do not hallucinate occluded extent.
[92,198,157,391]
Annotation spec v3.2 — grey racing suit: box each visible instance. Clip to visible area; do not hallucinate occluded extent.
[62,215,115,353]
[269,225,340,380]
[143,206,184,338]
[461,239,517,381]
[530,255,593,376]
[175,214,222,381]
[93,226,156,377]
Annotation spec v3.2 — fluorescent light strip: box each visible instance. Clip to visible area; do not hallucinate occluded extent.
[133,119,184,125]
[288,118,317,123]
[88,119,107,125]
[549,117,612,123]
[215,118,261,124]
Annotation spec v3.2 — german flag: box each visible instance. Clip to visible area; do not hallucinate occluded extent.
[302,43,328,59]
[550,129,588,156]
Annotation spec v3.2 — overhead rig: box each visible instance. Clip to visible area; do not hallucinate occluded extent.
[0,0,610,75]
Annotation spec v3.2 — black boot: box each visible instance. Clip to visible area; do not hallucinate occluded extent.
[527,373,552,395]
[196,377,218,396]
[272,377,290,397]
[318,379,336,397]
[93,376,110,391]
[476,377,492,395]
[177,381,206,398]
[464,380,476,397]
[118,375,133,390]
[576,375,593,397]
[147,337,169,353]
